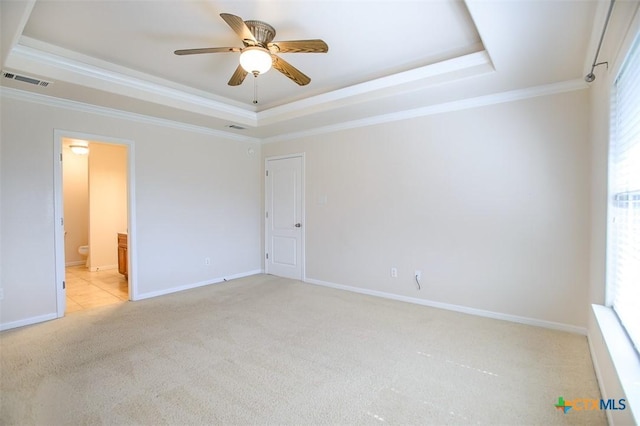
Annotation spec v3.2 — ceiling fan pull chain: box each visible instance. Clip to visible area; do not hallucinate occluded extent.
[253,73,259,104]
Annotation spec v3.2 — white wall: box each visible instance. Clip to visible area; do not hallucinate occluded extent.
[88,142,127,271]
[0,81,593,333]
[0,93,262,328]
[62,140,89,265]
[263,89,591,329]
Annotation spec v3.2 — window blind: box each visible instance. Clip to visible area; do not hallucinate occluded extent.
[609,33,640,352]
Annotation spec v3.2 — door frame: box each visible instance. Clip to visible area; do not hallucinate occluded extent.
[264,153,305,281]
[53,129,138,318]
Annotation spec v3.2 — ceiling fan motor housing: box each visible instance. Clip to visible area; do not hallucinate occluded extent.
[244,20,276,46]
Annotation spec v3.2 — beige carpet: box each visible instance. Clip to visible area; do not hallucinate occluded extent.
[1,274,605,425]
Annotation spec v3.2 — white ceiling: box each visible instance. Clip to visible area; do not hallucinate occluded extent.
[1,0,601,141]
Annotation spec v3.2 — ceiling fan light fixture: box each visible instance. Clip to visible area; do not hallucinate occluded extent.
[239,47,272,75]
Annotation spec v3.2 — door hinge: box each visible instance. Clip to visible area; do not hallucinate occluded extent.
[266,253,269,259]
[266,211,268,219]
[266,170,269,177]
[61,217,64,226]
[62,281,66,289]
[60,153,63,162]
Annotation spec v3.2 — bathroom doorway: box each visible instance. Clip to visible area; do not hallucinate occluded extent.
[53,130,137,317]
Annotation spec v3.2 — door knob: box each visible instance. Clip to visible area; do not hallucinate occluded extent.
[295,223,301,228]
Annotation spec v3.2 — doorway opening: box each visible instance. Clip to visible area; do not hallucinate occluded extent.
[54,131,137,317]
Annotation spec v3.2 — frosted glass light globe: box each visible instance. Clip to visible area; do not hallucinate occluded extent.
[239,47,272,75]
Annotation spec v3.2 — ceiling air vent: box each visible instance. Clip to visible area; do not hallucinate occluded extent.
[227,124,246,130]
[3,71,52,87]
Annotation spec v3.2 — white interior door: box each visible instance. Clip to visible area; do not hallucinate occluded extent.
[266,155,304,280]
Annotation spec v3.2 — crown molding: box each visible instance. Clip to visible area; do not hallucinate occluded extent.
[8,40,257,126]
[0,86,261,143]
[262,78,589,144]
[7,38,494,131]
[2,77,587,145]
[256,49,493,126]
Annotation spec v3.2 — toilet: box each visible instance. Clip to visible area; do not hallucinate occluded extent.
[78,245,89,267]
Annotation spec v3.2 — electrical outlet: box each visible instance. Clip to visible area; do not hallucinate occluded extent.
[205,257,211,266]
[390,267,398,278]
[415,270,422,281]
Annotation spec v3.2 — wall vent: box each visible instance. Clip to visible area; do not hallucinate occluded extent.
[3,71,52,87]
[226,124,246,130]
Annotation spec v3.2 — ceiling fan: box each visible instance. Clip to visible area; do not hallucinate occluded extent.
[174,13,329,88]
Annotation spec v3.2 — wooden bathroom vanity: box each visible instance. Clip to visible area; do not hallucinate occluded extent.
[117,232,128,280]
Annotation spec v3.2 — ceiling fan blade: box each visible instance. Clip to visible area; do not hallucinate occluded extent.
[268,40,329,54]
[220,13,256,44]
[272,55,311,86]
[228,65,249,86]
[174,47,241,55]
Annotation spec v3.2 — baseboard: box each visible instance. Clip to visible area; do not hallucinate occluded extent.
[0,270,263,330]
[0,313,58,331]
[89,264,118,272]
[136,269,263,301]
[305,277,587,335]
[65,260,86,267]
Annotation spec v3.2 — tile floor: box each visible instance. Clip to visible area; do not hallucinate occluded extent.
[65,265,128,313]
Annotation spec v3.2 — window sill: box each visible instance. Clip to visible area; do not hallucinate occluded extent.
[591,304,640,424]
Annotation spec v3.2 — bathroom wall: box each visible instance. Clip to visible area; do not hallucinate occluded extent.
[88,142,127,271]
[62,140,89,265]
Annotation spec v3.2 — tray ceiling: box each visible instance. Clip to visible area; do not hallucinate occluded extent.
[1,1,599,141]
